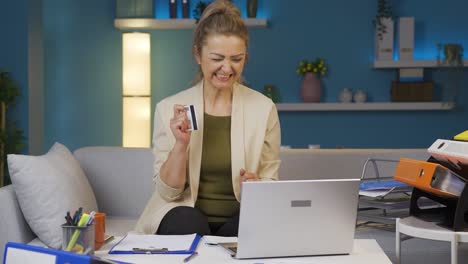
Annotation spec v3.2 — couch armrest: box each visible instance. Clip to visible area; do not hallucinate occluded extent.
[0,185,35,259]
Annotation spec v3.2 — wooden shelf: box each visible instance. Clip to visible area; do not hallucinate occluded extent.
[276,102,455,111]
[114,18,267,30]
[373,60,468,69]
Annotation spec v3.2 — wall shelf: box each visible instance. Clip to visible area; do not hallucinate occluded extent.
[114,18,267,30]
[373,60,468,69]
[276,102,455,111]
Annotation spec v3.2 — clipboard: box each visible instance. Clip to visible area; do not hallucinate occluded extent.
[108,234,201,255]
[3,242,131,264]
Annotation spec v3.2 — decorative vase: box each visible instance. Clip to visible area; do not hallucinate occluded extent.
[338,87,353,103]
[353,89,367,103]
[301,73,321,103]
[247,0,258,18]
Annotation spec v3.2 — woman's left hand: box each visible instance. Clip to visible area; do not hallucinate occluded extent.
[240,169,259,182]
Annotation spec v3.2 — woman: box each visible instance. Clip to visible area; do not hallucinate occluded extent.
[135,0,280,236]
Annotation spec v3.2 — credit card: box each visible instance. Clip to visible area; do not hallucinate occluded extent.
[184,104,198,131]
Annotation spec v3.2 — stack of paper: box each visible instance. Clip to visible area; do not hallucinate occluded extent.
[359,180,411,198]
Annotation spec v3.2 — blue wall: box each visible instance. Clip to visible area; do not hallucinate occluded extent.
[0,0,29,152]
[43,0,122,149]
[40,0,468,151]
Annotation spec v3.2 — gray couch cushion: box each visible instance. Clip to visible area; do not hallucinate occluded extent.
[73,147,154,218]
[0,185,35,256]
[8,143,98,249]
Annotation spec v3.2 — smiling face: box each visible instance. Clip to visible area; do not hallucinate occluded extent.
[195,34,247,92]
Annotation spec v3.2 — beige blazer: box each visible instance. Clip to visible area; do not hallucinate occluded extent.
[134,81,281,234]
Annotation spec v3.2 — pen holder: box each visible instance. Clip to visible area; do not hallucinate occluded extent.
[62,224,95,255]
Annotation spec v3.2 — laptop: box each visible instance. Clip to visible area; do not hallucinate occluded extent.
[220,179,360,259]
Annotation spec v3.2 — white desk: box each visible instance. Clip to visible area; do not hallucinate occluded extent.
[96,236,391,264]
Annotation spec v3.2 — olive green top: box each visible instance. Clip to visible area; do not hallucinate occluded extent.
[195,113,240,223]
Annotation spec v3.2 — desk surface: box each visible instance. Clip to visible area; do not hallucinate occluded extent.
[95,236,391,264]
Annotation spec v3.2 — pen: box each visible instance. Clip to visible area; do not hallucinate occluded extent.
[183,251,198,263]
[76,207,83,224]
[67,214,74,225]
[66,213,90,251]
[66,212,72,224]
[87,211,96,226]
[72,210,78,225]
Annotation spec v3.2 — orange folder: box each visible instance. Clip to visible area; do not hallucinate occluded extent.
[394,158,466,198]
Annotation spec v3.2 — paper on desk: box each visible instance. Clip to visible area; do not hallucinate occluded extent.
[112,234,197,252]
[359,189,394,198]
[359,180,412,197]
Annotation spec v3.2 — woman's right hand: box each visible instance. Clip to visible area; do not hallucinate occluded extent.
[170,104,191,147]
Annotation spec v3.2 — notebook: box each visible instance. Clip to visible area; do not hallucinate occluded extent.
[220,179,360,259]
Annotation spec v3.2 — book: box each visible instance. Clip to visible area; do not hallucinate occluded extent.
[394,158,465,198]
[428,139,468,170]
[398,17,415,61]
[375,17,394,61]
[391,81,433,102]
[399,68,423,82]
[182,0,190,18]
[454,131,468,141]
[115,0,154,18]
[169,0,177,18]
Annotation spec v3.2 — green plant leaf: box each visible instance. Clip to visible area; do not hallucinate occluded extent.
[0,70,26,186]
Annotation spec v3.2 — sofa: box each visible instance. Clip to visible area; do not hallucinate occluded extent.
[0,146,429,260]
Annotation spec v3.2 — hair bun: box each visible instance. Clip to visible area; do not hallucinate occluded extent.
[199,0,241,22]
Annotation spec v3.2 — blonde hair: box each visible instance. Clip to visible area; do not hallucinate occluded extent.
[192,0,249,84]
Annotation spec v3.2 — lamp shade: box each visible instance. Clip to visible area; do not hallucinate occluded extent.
[123,97,151,147]
[122,32,151,147]
[122,32,151,96]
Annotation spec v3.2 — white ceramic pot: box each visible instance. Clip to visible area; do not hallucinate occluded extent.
[354,89,367,103]
[338,88,353,103]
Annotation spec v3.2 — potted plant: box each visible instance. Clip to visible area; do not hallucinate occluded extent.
[193,1,210,23]
[0,70,26,187]
[374,0,394,60]
[374,0,393,40]
[296,58,328,102]
[443,43,464,66]
[193,0,237,22]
